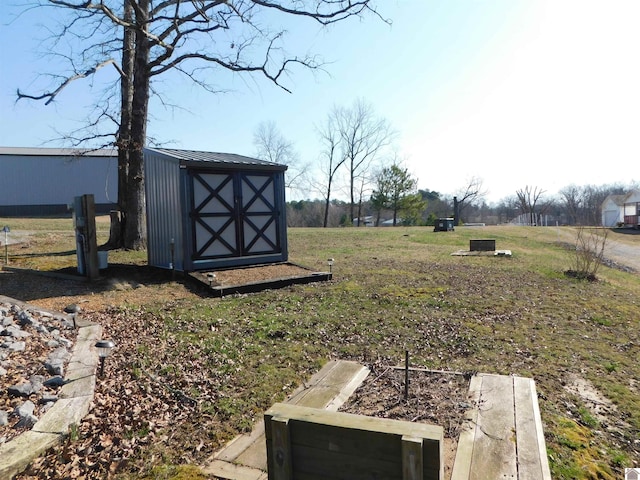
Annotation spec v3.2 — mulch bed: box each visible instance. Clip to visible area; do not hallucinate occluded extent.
[339,362,474,479]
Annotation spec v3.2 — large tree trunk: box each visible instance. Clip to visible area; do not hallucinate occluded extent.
[109,1,135,250]
[123,0,149,250]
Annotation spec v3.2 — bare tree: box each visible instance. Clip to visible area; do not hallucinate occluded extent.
[335,98,394,225]
[559,185,583,225]
[454,176,487,225]
[515,185,548,226]
[253,120,305,195]
[17,1,386,249]
[313,111,348,227]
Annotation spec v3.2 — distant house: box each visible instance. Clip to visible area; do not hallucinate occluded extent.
[0,147,118,216]
[601,190,640,227]
[352,216,375,227]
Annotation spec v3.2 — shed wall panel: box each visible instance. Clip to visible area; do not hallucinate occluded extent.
[144,151,184,271]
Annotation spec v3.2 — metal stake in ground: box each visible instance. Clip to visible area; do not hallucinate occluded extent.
[404,350,410,401]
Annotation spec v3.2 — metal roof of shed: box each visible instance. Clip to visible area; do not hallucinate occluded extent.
[0,147,116,157]
[145,147,287,171]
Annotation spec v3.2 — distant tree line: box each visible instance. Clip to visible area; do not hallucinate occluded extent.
[285,182,637,228]
[251,100,638,230]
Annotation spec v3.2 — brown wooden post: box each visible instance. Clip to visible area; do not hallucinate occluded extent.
[82,194,100,280]
[270,416,292,480]
[402,435,424,480]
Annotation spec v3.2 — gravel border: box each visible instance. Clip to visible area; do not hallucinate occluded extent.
[0,295,101,479]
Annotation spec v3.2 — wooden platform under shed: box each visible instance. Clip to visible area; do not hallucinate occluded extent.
[189,262,331,296]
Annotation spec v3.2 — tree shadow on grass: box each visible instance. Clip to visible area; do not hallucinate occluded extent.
[9,250,76,258]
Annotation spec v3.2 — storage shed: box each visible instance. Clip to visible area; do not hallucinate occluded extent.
[144,148,288,272]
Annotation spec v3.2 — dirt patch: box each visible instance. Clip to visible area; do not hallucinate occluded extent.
[339,362,473,480]
[190,263,318,287]
[564,374,630,432]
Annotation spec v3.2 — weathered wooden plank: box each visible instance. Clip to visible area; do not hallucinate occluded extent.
[202,460,269,480]
[450,374,483,480]
[291,443,402,480]
[514,376,552,480]
[265,403,443,480]
[287,419,403,464]
[289,360,370,410]
[266,403,443,442]
[215,420,266,463]
[402,435,424,480]
[284,419,441,472]
[268,416,292,480]
[468,374,517,479]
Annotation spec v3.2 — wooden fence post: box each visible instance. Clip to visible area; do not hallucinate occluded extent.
[270,416,292,480]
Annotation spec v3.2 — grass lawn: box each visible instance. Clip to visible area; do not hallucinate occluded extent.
[1,219,639,479]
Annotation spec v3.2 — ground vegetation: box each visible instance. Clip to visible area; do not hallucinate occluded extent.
[0,220,638,479]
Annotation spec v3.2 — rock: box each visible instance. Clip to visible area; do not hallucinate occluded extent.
[15,413,37,429]
[39,394,58,404]
[45,347,71,376]
[8,382,35,397]
[17,310,35,326]
[44,376,66,387]
[46,339,61,348]
[0,410,8,426]
[29,375,45,393]
[2,316,14,326]
[5,325,31,339]
[58,318,75,330]
[15,400,35,418]
[34,324,49,335]
[56,337,73,349]
[8,341,26,352]
[0,366,6,376]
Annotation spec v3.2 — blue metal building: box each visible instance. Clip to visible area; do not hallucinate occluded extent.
[0,147,118,216]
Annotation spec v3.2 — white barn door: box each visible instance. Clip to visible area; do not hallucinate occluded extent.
[190,171,282,263]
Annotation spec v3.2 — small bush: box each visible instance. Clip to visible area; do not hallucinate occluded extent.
[566,227,608,281]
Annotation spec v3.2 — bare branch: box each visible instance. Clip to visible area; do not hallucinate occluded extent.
[251,0,389,26]
[17,59,120,105]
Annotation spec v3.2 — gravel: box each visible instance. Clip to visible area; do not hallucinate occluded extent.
[0,300,77,445]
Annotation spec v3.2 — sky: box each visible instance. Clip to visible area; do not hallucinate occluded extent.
[1,1,639,204]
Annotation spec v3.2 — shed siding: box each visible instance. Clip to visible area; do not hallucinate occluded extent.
[0,150,117,215]
[144,150,185,271]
